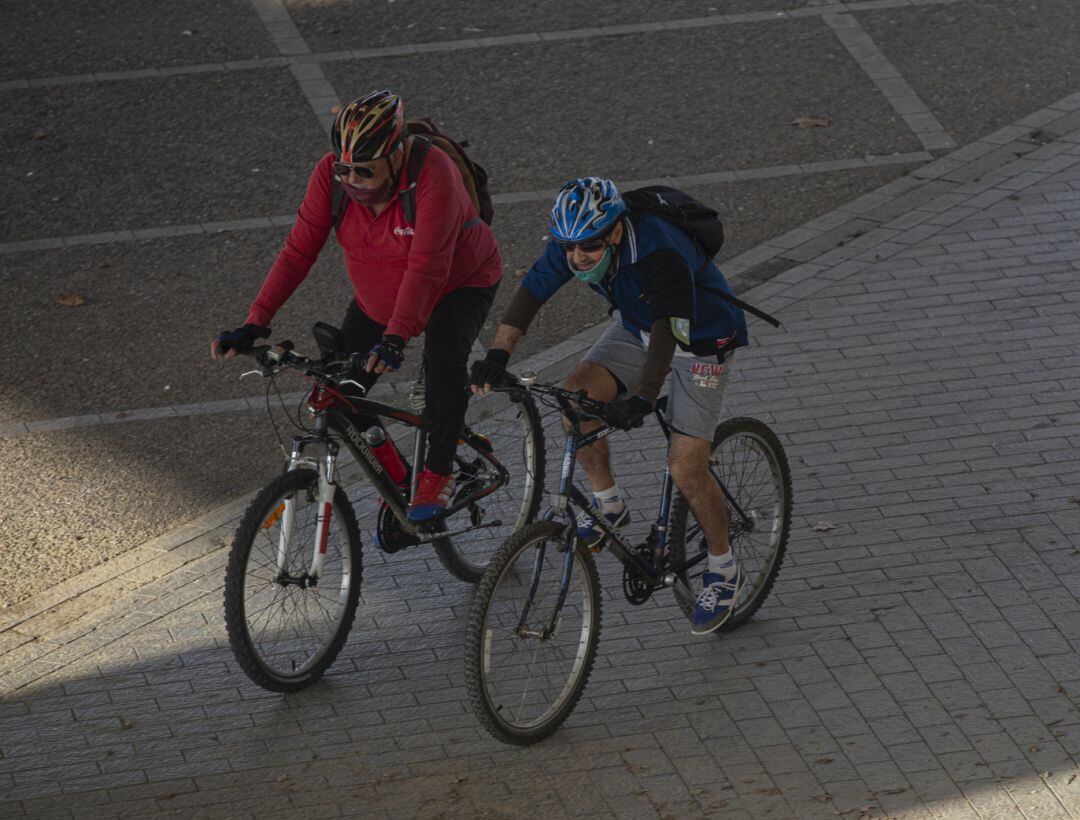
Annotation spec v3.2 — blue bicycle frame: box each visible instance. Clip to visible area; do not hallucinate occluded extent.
[535,388,754,624]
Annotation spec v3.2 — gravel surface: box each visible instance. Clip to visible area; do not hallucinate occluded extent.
[323,21,921,194]
[286,0,839,51]
[858,0,1080,147]
[1,70,325,242]
[0,0,276,81]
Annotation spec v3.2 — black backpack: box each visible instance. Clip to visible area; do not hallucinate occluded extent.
[623,185,780,328]
[623,186,725,257]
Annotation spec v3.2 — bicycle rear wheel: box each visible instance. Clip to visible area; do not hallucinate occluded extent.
[224,468,362,691]
[668,417,792,631]
[464,521,601,745]
[434,389,546,583]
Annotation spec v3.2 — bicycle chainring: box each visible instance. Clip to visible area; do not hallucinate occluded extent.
[622,543,658,605]
[375,503,420,554]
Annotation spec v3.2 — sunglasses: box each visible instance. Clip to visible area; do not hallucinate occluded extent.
[333,161,376,180]
[556,237,609,254]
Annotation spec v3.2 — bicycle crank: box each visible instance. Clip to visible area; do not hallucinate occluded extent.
[622,543,658,605]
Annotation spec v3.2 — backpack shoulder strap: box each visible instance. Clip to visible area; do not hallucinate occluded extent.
[399,135,433,225]
[331,168,348,232]
[697,272,782,328]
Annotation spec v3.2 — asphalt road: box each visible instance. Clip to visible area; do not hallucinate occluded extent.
[1,0,1077,607]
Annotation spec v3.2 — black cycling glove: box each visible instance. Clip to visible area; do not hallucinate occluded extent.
[215,323,270,354]
[470,349,511,389]
[367,334,406,371]
[603,394,652,431]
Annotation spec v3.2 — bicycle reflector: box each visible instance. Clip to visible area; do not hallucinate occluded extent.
[262,503,285,530]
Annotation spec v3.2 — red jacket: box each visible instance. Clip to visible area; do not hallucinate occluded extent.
[246,144,502,339]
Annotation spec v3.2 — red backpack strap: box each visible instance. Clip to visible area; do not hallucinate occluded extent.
[399,134,432,225]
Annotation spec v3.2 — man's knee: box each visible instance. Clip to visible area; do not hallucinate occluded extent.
[668,437,711,491]
[563,361,618,401]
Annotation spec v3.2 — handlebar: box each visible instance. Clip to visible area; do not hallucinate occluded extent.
[242,343,608,422]
[493,372,610,423]
[245,342,366,394]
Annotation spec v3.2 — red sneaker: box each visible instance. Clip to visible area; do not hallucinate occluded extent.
[407,469,455,522]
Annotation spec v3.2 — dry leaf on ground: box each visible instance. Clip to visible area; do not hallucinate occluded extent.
[791,115,830,128]
[57,292,86,307]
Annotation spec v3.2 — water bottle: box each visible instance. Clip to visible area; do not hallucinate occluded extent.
[363,426,408,485]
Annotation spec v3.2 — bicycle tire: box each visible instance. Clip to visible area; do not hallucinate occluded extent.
[434,390,546,583]
[464,521,601,745]
[224,468,363,692]
[668,417,792,632]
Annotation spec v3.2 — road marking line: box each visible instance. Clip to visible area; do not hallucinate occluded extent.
[0,0,968,92]
[823,13,957,152]
[247,0,338,132]
[0,153,930,255]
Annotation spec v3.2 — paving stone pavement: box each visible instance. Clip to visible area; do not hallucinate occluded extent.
[3,98,1080,818]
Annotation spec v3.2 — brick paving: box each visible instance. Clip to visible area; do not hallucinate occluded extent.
[3,104,1080,817]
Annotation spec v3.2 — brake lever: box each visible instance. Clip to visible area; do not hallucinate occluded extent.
[339,379,368,396]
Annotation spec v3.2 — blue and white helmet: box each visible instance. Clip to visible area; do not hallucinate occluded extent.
[549,177,625,244]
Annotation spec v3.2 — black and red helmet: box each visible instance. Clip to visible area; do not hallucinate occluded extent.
[331,90,405,162]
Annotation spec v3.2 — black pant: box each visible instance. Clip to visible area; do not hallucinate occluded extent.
[340,285,496,474]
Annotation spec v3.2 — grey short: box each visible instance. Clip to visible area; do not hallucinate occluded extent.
[582,321,735,441]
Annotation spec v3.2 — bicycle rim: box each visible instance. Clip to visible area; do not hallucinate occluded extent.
[467,522,600,743]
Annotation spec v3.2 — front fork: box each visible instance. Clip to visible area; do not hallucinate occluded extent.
[515,539,576,641]
[283,433,340,582]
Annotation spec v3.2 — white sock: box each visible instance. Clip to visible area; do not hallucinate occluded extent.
[708,551,735,578]
[594,484,624,515]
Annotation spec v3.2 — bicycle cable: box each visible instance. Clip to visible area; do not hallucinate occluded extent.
[264,370,313,459]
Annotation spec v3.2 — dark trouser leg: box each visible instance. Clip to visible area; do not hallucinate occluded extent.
[421,285,497,474]
[339,299,385,432]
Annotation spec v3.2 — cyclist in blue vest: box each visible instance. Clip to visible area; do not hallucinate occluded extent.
[471,177,748,635]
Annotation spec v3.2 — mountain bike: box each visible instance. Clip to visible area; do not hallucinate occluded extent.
[464,375,792,744]
[222,323,545,692]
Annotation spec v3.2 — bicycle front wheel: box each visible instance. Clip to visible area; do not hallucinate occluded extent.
[224,468,362,691]
[668,417,792,631]
[434,389,546,583]
[464,521,601,745]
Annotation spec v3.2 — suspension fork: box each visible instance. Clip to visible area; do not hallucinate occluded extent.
[307,439,340,580]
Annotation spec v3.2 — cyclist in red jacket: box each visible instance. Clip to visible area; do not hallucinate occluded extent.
[212,90,502,521]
